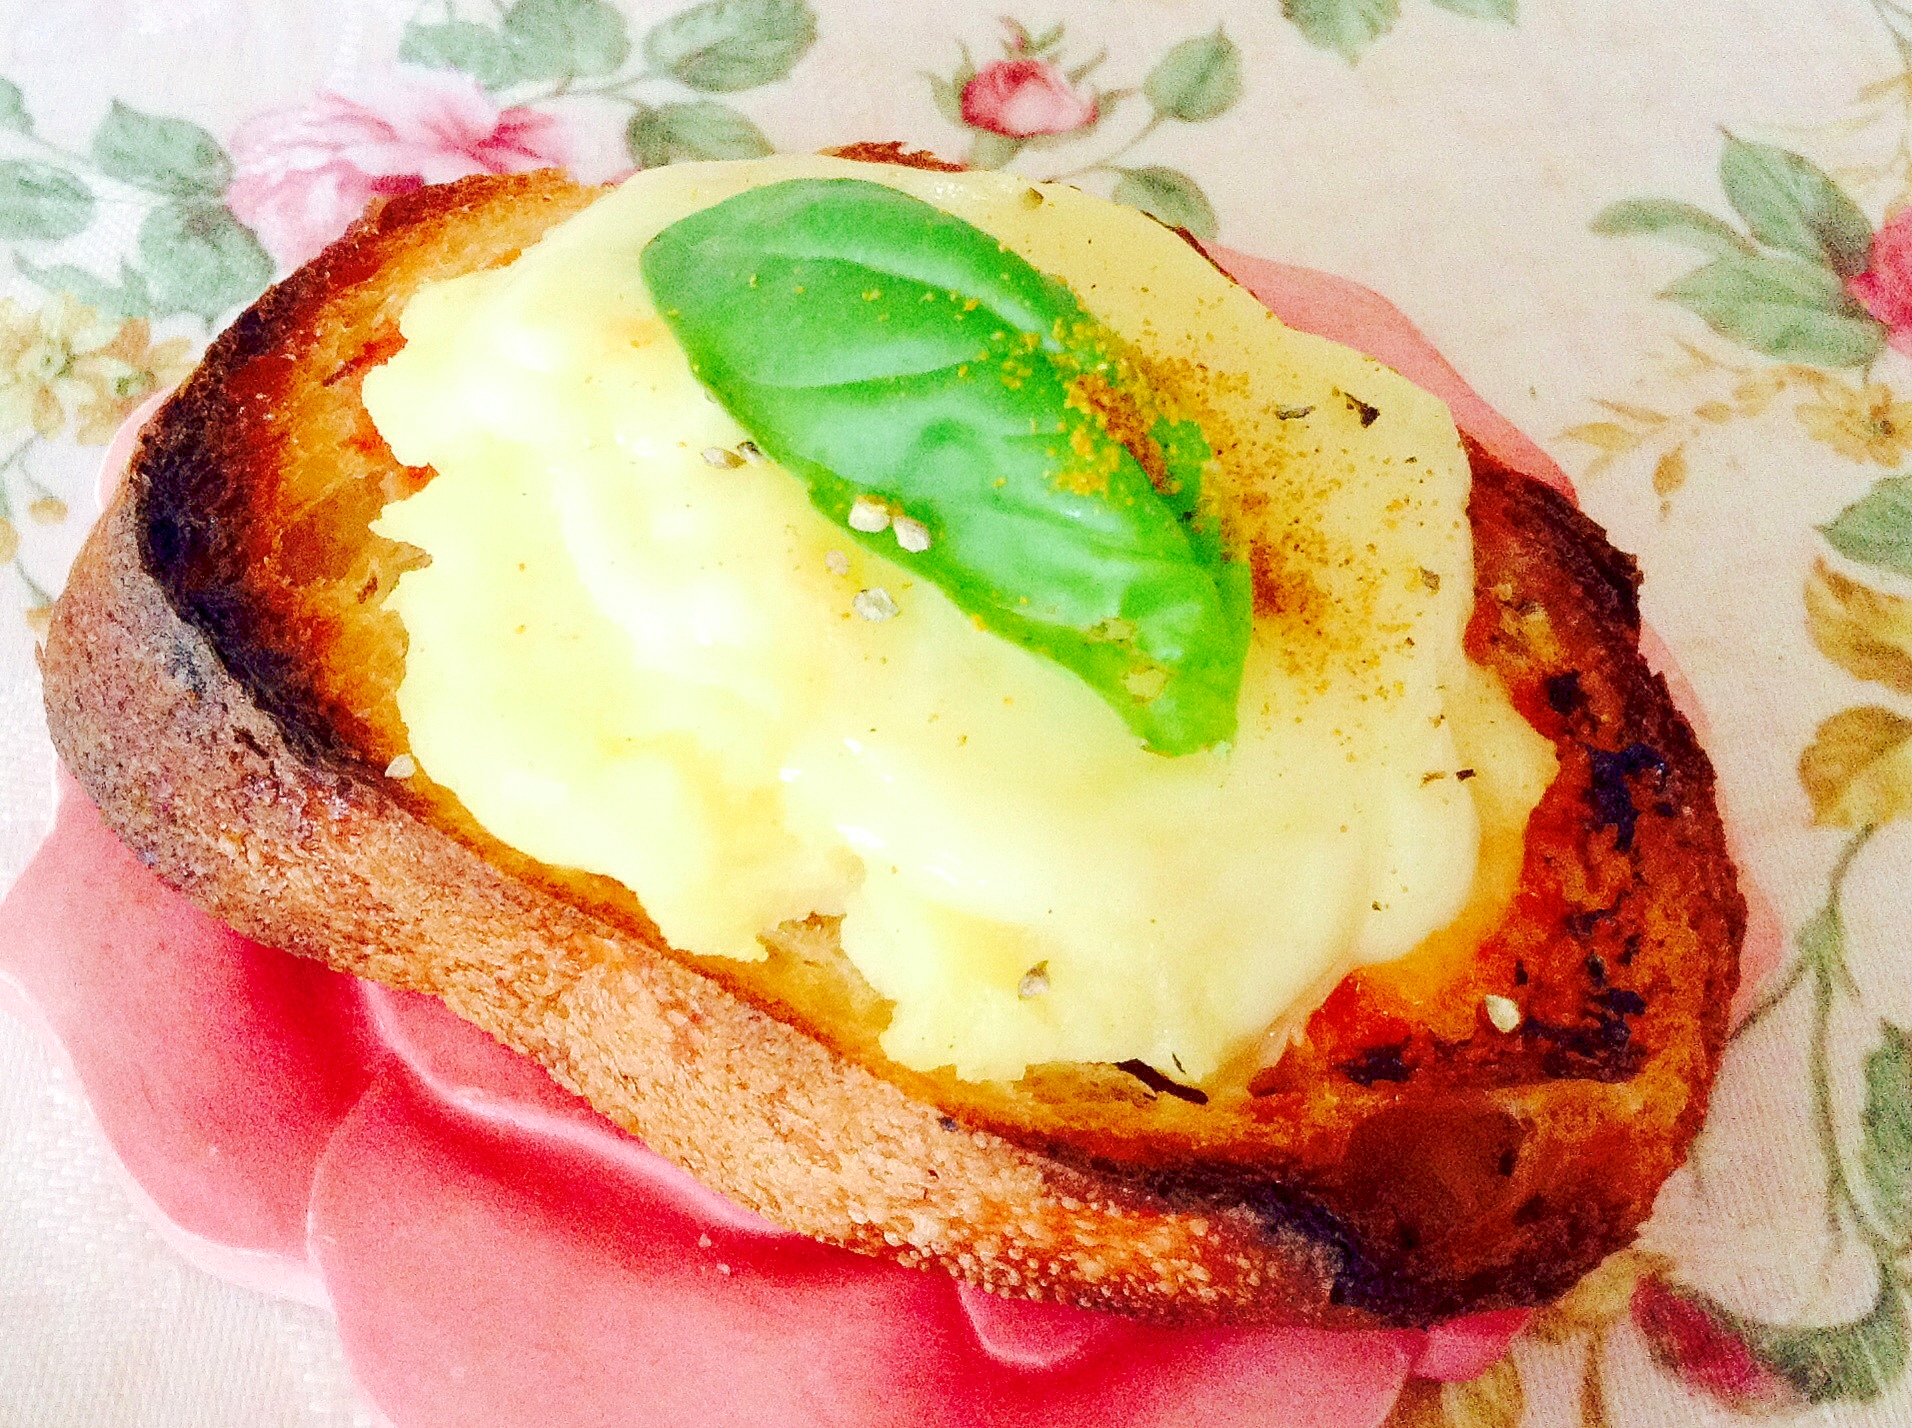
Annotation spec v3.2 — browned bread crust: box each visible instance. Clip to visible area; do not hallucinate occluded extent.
[42,166,1745,1327]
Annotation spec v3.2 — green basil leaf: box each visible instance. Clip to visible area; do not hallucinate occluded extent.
[641,178,1251,754]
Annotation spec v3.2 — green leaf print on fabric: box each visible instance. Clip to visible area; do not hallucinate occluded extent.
[1631,1273,1905,1412]
[642,0,818,93]
[137,202,272,321]
[1862,1024,1912,1242]
[1822,476,1912,578]
[1746,1273,1909,1404]
[1577,18,1912,1412]
[1711,816,1912,1411]
[1593,138,1891,372]
[966,131,1024,171]
[500,0,630,82]
[1720,137,1874,281]
[626,101,772,166]
[1430,0,1516,20]
[1282,0,1401,62]
[1590,198,1756,258]
[1663,253,1886,367]
[925,61,968,127]
[1112,165,1218,239]
[0,79,31,135]
[402,0,628,88]
[400,0,811,171]
[399,20,523,88]
[1279,0,1517,59]
[0,80,272,334]
[90,101,232,198]
[0,162,91,241]
[14,257,153,320]
[1142,29,1243,123]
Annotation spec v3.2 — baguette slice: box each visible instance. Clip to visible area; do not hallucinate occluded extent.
[43,159,1745,1328]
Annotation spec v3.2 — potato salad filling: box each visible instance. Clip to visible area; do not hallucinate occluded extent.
[365,156,1555,1084]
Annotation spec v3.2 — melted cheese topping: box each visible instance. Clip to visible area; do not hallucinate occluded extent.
[366,157,1556,1083]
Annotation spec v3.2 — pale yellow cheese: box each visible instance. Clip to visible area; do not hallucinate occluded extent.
[366,157,1556,1084]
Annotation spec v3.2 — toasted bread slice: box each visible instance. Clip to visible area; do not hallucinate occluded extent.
[42,163,1744,1327]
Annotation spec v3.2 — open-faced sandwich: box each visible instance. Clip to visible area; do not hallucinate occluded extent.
[41,145,1746,1329]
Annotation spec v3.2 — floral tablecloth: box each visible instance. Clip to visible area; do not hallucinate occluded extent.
[3,0,1911,1424]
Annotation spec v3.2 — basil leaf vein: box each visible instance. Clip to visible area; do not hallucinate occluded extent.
[641,177,1250,753]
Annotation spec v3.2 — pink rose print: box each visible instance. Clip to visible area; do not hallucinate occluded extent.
[960,57,1096,138]
[1847,207,1912,357]
[1631,1277,1805,1415]
[227,67,571,269]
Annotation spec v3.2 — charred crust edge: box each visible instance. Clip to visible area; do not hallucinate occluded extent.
[85,168,1745,1330]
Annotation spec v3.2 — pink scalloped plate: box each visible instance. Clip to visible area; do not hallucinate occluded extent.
[0,247,1781,1428]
